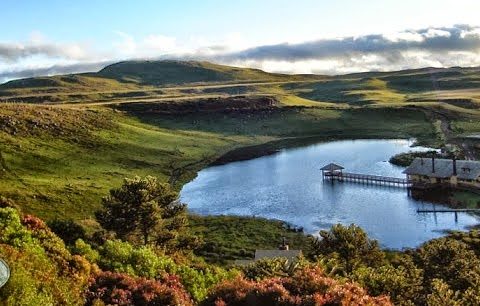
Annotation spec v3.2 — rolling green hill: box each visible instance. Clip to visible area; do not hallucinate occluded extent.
[0,60,322,104]
[2,61,479,109]
[96,60,303,85]
[0,60,315,96]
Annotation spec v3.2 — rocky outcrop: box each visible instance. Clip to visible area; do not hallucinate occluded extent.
[115,96,279,114]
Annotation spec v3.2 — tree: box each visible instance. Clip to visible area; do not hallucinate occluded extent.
[309,224,385,273]
[47,218,86,245]
[95,176,187,247]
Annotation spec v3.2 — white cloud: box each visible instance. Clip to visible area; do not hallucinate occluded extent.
[460,27,480,39]
[113,31,137,55]
[424,28,451,38]
[384,31,424,42]
[2,25,480,82]
[143,34,178,53]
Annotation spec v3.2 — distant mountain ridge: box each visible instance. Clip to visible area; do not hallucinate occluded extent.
[1,60,479,105]
[0,60,308,92]
[96,60,294,85]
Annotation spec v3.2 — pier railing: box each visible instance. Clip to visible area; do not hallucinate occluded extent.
[323,172,411,187]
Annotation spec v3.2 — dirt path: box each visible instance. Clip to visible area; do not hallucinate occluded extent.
[414,106,478,159]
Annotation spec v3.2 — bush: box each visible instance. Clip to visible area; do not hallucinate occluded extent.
[203,266,392,306]
[423,278,480,306]
[97,239,238,302]
[71,239,100,263]
[0,208,92,305]
[447,230,480,256]
[85,271,193,306]
[0,197,17,209]
[98,239,175,278]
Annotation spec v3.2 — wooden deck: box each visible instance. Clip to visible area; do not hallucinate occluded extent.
[323,172,411,187]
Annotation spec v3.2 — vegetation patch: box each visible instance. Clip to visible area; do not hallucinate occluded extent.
[189,215,311,264]
[451,191,480,208]
[389,151,439,167]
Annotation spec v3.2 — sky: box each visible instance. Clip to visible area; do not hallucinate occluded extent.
[1,0,480,81]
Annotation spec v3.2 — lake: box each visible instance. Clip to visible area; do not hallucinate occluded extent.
[180,139,479,249]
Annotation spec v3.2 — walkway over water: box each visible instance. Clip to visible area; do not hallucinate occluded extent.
[320,163,411,188]
[417,208,480,213]
[323,171,411,187]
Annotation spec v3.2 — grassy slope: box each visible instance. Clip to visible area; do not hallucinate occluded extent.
[0,102,438,226]
[0,104,263,223]
[283,66,480,108]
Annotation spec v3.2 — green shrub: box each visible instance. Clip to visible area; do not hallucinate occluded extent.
[95,176,189,248]
[71,239,100,263]
[98,239,174,278]
[96,239,238,302]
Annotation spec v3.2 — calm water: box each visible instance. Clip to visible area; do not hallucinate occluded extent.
[180,139,479,249]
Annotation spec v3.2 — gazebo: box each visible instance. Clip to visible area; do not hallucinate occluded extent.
[320,163,344,179]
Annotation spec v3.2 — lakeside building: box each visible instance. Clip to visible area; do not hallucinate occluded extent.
[403,157,480,189]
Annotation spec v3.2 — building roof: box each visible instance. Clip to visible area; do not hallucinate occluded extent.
[403,158,480,180]
[320,163,344,171]
[254,249,302,261]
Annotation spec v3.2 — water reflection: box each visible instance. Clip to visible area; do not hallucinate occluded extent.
[180,139,479,249]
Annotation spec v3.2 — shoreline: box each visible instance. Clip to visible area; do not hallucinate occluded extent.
[211,135,414,166]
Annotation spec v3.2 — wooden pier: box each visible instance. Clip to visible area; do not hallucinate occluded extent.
[323,171,411,188]
[417,208,480,213]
